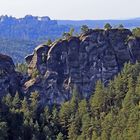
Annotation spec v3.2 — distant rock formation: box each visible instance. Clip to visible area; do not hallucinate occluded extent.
[0,15,74,63]
[24,28,140,105]
[0,15,62,40]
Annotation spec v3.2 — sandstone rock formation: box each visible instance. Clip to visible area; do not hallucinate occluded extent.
[0,53,22,98]
[23,29,140,104]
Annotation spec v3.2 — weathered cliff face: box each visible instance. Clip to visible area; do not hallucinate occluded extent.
[0,54,22,98]
[24,28,140,105]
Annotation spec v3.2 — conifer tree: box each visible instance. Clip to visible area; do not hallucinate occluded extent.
[80,114,92,140]
[81,25,89,33]
[122,76,135,113]
[135,74,140,104]
[51,107,60,138]
[110,112,127,140]
[92,131,98,140]
[56,132,64,140]
[30,91,39,119]
[90,80,106,113]
[123,106,140,140]
[104,23,112,30]
[101,112,116,140]
[59,101,71,129]
[0,121,8,140]
[78,99,88,117]
[21,97,30,119]
[68,114,80,140]
[2,93,13,107]
[12,92,20,110]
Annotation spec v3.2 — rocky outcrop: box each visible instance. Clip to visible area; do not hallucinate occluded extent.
[0,53,22,97]
[24,28,140,105]
[0,15,58,40]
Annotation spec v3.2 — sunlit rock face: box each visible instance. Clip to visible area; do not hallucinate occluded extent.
[24,28,140,105]
[0,54,22,98]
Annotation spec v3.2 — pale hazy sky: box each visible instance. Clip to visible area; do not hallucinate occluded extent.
[0,0,140,20]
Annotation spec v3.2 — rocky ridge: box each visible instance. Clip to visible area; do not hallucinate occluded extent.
[23,28,140,105]
[1,28,140,105]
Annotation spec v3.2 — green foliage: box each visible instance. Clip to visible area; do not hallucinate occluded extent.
[0,121,8,140]
[132,27,140,37]
[16,63,28,74]
[2,93,12,107]
[81,25,89,33]
[62,27,75,39]
[29,91,39,118]
[56,132,64,140]
[62,32,71,39]
[1,62,140,139]
[31,69,40,78]
[12,92,21,110]
[69,28,75,36]
[78,99,88,117]
[104,23,112,30]
[45,39,52,46]
[90,80,106,112]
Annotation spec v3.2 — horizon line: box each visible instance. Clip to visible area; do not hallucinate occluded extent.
[0,14,140,21]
